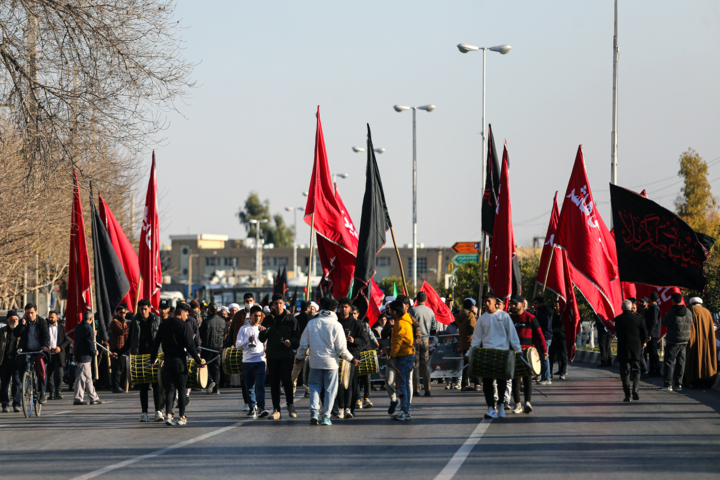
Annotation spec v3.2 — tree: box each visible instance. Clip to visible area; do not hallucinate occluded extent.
[377,275,415,298]
[676,149,720,238]
[237,192,294,248]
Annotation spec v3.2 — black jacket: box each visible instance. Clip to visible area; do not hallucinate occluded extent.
[338,315,369,358]
[0,325,22,364]
[200,314,226,352]
[614,311,648,362]
[17,316,50,352]
[118,312,161,356]
[74,321,97,363]
[296,311,313,335]
[662,305,692,345]
[535,306,552,341]
[551,311,565,341]
[48,323,72,367]
[151,316,201,365]
[644,304,661,338]
[258,310,300,360]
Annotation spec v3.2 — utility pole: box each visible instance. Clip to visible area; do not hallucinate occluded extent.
[611,0,619,187]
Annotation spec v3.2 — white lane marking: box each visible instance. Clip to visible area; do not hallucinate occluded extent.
[433,419,492,480]
[50,411,71,416]
[70,420,247,480]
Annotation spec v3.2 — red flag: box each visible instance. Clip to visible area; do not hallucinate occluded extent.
[66,170,92,337]
[138,152,162,312]
[98,192,140,311]
[559,250,582,361]
[488,144,516,300]
[536,192,562,295]
[366,279,384,327]
[304,107,360,299]
[555,146,621,329]
[418,281,454,325]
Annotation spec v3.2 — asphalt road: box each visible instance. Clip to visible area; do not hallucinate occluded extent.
[1,363,719,480]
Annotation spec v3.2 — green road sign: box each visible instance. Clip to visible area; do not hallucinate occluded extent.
[451,254,479,265]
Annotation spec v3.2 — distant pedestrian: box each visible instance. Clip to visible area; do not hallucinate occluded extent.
[532,297,552,383]
[548,301,568,380]
[409,292,437,397]
[614,300,648,402]
[73,311,104,406]
[661,293,692,392]
[684,298,718,388]
[644,292,662,376]
[387,300,415,421]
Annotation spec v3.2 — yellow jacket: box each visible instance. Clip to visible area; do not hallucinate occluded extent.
[389,313,414,358]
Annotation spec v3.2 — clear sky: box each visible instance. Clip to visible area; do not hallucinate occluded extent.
[150,1,720,249]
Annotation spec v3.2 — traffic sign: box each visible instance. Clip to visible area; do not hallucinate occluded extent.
[451,242,479,254]
[451,254,479,265]
[448,262,454,272]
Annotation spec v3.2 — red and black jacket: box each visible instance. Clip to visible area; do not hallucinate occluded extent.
[510,311,547,355]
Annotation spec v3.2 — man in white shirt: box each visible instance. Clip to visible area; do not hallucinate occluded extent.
[471,294,522,419]
[235,305,268,419]
[295,299,359,426]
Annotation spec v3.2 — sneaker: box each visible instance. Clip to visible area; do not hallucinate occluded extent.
[445,384,452,390]
[497,403,506,418]
[270,409,281,420]
[310,413,319,425]
[55,393,64,400]
[1,405,9,413]
[623,396,631,402]
[462,386,475,392]
[320,417,332,426]
[454,383,461,390]
[258,409,270,418]
[559,374,566,380]
[660,386,673,392]
[331,411,344,419]
[484,407,497,419]
[388,401,398,415]
[287,404,297,418]
[73,401,89,405]
[504,404,511,411]
[165,416,175,426]
[90,400,105,405]
[538,380,552,386]
[247,408,257,418]
[176,417,187,426]
[675,386,683,392]
[512,404,524,414]
[474,385,481,392]
[363,398,373,408]
[524,401,533,414]
[393,412,411,421]
[632,391,640,401]
[356,399,363,410]
[39,394,47,404]
[13,405,21,413]
[140,413,149,422]
[242,404,251,412]
[206,381,216,394]
[185,395,191,406]
[345,408,354,419]
[154,411,165,422]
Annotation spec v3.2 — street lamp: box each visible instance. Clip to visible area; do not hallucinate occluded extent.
[393,104,435,293]
[249,219,269,287]
[285,206,304,277]
[457,42,511,300]
[352,146,385,154]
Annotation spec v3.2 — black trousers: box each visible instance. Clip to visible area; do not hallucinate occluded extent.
[0,359,21,407]
[267,357,294,410]
[359,375,370,399]
[204,352,221,391]
[619,360,640,397]
[46,355,64,395]
[110,353,125,390]
[646,338,661,375]
[512,376,532,404]
[664,343,687,387]
[462,350,478,387]
[140,381,164,414]
[483,377,506,407]
[549,339,568,375]
[335,362,359,411]
[163,358,188,418]
[597,327,613,365]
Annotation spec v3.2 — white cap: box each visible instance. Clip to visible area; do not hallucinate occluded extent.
[385,296,397,303]
[218,306,229,312]
[310,302,319,310]
[228,303,241,310]
[464,297,477,307]
[689,297,703,306]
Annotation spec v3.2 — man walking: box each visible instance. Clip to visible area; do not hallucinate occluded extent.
[456,299,477,391]
[110,305,129,393]
[532,297,552,384]
[645,292,662,376]
[236,305,269,418]
[296,299,359,426]
[73,311,104,405]
[0,311,22,412]
[509,295,547,413]
[661,293,692,392]
[409,292,437,396]
[596,314,612,368]
[684,297,718,388]
[332,297,368,419]
[46,311,71,400]
[615,300,648,401]
[548,301,568,380]
[387,300,415,421]
[200,303,225,394]
[291,300,314,397]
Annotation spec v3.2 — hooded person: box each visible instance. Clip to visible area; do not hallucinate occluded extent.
[684,297,718,388]
[661,293,693,391]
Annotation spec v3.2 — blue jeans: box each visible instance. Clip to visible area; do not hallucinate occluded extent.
[308,368,338,419]
[395,354,415,414]
[243,362,266,410]
[541,339,552,380]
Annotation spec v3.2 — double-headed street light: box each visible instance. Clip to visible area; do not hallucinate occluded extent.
[249,218,269,287]
[393,104,435,293]
[352,146,386,154]
[285,207,304,277]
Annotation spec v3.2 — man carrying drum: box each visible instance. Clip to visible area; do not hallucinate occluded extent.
[471,294,522,420]
[508,295,547,415]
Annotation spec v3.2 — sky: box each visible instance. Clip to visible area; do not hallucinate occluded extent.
[147,1,720,249]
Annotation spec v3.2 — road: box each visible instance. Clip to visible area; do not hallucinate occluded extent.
[1,363,719,480]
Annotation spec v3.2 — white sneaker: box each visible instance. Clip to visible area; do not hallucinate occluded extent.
[524,401,533,414]
[154,411,165,422]
[512,404,524,414]
[344,408,354,419]
[165,416,175,426]
[484,407,497,419]
[242,404,251,412]
[139,413,149,422]
[454,383,462,390]
[176,416,187,426]
[660,386,673,392]
[332,410,344,419]
[497,403,506,418]
[393,412,411,421]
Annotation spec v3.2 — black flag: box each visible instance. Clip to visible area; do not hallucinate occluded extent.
[91,201,130,342]
[481,124,501,236]
[352,124,392,318]
[610,183,716,291]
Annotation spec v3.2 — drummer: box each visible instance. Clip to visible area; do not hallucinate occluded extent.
[471,294,522,420]
[508,295,547,415]
[235,305,269,419]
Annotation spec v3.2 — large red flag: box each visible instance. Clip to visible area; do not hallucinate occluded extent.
[367,279,384,327]
[304,107,359,299]
[66,170,92,337]
[555,146,621,330]
[98,192,140,311]
[418,281,454,325]
[536,192,562,295]
[138,152,162,312]
[559,250,582,361]
[488,145,515,300]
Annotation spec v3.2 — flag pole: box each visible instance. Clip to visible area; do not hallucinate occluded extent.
[306,213,315,299]
[478,233,487,301]
[134,277,142,313]
[541,247,556,294]
[390,227,408,295]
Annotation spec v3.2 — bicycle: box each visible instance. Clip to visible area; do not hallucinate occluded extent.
[18,349,45,418]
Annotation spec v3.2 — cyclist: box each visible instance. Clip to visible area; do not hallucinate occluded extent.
[16,303,50,404]
[0,310,23,412]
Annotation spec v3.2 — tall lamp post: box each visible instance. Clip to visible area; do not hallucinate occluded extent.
[249,219,268,287]
[332,173,349,195]
[393,104,435,294]
[457,42,511,300]
[285,206,304,278]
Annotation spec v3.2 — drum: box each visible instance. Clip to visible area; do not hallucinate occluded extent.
[221,347,244,376]
[469,347,515,380]
[130,353,163,385]
[514,347,541,378]
[358,350,379,376]
[187,359,209,389]
[339,357,351,390]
